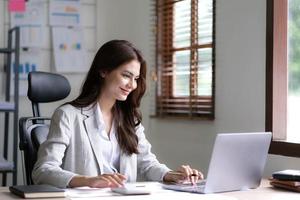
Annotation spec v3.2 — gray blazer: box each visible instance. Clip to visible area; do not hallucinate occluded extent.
[32,104,170,188]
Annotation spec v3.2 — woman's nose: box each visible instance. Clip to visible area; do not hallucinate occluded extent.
[127,78,136,90]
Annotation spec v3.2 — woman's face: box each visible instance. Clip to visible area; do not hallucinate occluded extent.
[101,60,141,101]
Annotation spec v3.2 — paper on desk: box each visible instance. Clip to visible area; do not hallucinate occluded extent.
[67,182,237,200]
[66,182,160,198]
[66,187,113,198]
[69,193,237,200]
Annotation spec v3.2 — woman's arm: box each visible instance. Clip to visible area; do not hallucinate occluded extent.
[32,106,127,188]
[136,124,171,181]
[32,108,75,188]
[136,124,204,184]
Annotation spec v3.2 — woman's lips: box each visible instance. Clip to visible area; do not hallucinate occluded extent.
[120,88,130,95]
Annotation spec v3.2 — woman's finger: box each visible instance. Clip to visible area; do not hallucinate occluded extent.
[178,165,204,184]
[196,170,204,180]
[115,173,127,181]
[170,171,186,182]
[102,175,121,187]
[111,173,126,185]
[184,165,195,182]
[88,176,112,188]
[191,169,200,184]
[179,165,191,179]
[185,165,195,183]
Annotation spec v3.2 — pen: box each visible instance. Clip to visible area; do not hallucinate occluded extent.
[169,171,198,177]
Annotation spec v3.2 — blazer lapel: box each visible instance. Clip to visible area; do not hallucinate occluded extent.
[82,105,104,174]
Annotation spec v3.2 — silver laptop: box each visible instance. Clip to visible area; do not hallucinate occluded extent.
[162,132,272,194]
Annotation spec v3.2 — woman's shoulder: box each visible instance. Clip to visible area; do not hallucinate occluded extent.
[51,104,83,120]
[53,103,97,118]
[50,104,86,126]
[56,103,81,114]
[135,122,145,136]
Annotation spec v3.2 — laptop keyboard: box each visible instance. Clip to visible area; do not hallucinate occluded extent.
[178,181,206,192]
[163,180,206,193]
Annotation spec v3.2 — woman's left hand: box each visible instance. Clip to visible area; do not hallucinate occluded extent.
[163,165,204,185]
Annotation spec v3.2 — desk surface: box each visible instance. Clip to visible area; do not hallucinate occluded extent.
[0,180,299,200]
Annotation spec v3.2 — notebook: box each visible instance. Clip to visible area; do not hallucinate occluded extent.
[9,184,66,198]
[272,169,300,181]
[162,132,272,194]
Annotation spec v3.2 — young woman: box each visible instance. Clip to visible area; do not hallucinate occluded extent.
[32,40,203,188]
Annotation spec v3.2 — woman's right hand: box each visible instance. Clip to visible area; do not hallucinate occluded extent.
[69,173,127,188]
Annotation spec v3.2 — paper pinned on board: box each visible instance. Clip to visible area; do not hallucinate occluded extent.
[8,0,25,12]
[10,0,47,47]
[49,0,81,26]
[10,48,41,96]
[52,26,87,73]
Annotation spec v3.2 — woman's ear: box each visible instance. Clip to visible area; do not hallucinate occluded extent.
[100,71,106,78]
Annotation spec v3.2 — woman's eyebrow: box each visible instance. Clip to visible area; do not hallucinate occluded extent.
[124,70,139,77]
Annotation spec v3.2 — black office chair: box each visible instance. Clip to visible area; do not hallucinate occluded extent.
[19,71,71,185]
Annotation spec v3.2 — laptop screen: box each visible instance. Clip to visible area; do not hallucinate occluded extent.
[204,132,272,193]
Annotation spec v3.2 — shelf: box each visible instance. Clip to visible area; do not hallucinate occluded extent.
[0,48,14,54]
[0,102,15,111]
[0,157,14,172]
[0,27,20,186]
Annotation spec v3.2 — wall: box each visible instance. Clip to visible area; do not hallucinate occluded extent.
[96,0,300,177]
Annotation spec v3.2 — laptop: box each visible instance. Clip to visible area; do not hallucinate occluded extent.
[162,132,272,194]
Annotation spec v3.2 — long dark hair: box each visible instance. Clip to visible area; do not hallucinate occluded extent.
[70,40,146,155]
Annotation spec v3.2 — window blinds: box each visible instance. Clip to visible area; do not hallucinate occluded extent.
[155,0,215,119]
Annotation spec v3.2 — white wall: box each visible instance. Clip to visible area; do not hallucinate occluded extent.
[96,0,300,177]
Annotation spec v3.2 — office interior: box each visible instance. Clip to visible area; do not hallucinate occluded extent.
[0,0,300,186]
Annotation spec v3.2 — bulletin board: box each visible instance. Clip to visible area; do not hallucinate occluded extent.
[1,0,97,95]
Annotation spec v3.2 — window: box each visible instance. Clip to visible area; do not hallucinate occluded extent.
[155,0,215,119]
[266,0,300,157]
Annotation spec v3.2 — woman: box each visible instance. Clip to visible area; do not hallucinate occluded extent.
[32,40,203,188]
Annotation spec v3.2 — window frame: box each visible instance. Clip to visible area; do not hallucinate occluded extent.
[155,0,216,119]
[266,0,300,157]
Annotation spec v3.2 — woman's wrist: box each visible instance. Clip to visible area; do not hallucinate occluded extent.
[163,171,180,182]
[163,171,171,182]
[69,175,89,187]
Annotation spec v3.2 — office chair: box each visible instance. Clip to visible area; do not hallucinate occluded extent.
[19,71,71,185]
[27,71,71,117]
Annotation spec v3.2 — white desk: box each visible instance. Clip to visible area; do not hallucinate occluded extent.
[0,180,299,200]
[223,180,299,200]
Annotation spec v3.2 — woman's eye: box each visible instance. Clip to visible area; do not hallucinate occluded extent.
[122,74,131,78]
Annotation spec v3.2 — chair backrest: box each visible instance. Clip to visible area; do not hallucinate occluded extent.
[28,71,71,117]
[19,71,71,185]
[19,117,50,185]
